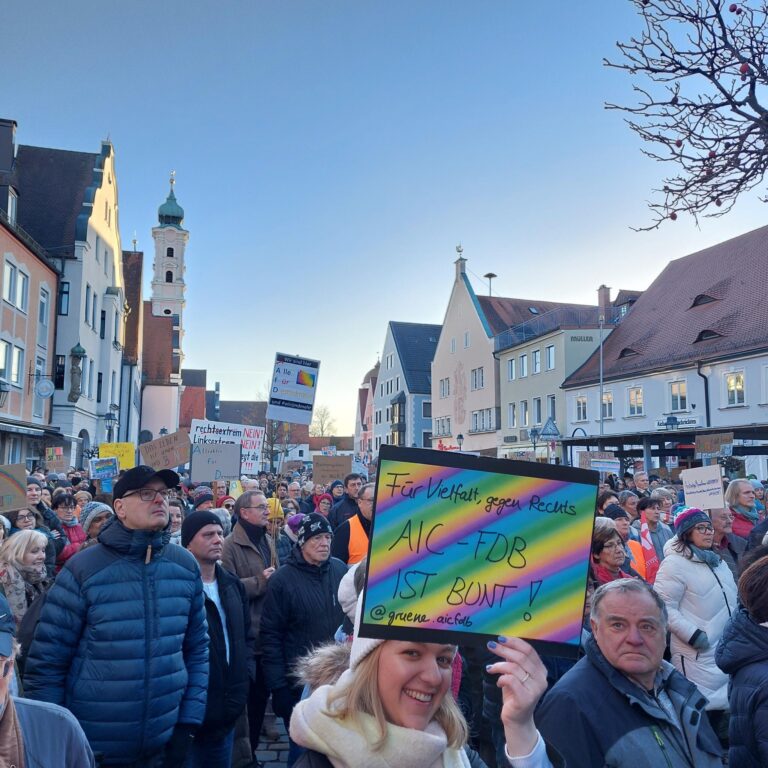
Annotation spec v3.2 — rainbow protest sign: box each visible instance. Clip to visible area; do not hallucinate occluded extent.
[360,446,598,657]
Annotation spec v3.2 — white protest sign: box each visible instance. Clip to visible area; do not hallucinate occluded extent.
[266,352,320,426]
[190,443,242,483]
[681,465,725,510]
[189,419,265,474]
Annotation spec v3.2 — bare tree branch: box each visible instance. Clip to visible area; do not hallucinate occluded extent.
[606,0,768,228]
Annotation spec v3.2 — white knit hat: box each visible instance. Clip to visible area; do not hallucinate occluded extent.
[349,592,385,671]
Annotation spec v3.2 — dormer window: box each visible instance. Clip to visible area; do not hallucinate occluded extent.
[528,307,539,315]
[7,189,17,225]
[619,347,639,358]
[695,329,722,342]
[691,294,716,307]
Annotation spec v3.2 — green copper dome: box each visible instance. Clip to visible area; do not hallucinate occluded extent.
[158,188,184,227]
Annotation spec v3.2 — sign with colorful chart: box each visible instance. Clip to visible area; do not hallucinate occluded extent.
[99,443,136,471]
[265,352,320,426]
[0,464,27,514]
[359,445,599,657]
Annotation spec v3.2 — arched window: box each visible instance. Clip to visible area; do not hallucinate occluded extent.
[166,247,174,259]
[165,270,173,283]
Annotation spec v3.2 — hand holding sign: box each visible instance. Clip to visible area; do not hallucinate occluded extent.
[360,446,598,658]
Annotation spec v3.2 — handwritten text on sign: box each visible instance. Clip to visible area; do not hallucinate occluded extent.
[681,465,725,510]
[360,448,597,656]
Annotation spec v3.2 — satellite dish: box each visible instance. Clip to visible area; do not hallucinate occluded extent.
[35,379,55,399]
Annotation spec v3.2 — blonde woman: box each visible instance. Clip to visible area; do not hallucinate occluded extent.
[0,529,50,624]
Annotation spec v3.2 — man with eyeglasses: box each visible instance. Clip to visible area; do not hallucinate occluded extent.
[221,491,278,760]
[330,482,374,565]
[24,465,209,768]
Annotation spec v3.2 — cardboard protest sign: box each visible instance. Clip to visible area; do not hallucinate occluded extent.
[89,457,119,480]
[189,420,264,474]
[313,455,352,486]
[695,432,734,460]
[578,451,615,470]
[139,429,191,470]
[266,352,320,426]
[0,464,28,513]
[190,443,242,483]
[681,465,725,510]
[45,447,68,473]
[100,443,136,471]
[359,445,599,658]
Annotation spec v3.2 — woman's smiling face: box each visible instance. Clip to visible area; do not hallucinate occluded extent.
[376,641,454,731]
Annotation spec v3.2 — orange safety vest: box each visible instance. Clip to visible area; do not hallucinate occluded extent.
[348,514,369,565]
[626,539,647,581]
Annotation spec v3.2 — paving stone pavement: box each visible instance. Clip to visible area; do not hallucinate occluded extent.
[253,716,289,768]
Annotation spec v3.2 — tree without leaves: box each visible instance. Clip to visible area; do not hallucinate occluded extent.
[606,0,768,229]
[309,405,336,437]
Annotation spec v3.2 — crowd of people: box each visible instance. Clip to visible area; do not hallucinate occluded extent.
[0,462,766,766]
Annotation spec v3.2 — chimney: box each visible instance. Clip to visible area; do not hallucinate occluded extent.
[454,244,466,280]
[0,119,17,174]
[597,284,611,322]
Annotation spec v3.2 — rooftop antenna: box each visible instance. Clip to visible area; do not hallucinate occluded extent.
[483,272,498,296]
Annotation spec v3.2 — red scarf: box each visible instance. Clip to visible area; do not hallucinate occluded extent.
[592,563,631,585]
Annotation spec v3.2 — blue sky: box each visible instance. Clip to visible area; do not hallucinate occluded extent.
[5,1,768,433]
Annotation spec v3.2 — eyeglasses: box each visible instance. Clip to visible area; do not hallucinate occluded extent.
[123,488,169,502]
[223,503,235,510]
[693,524,715,533]
[16,513,35,522]
[244,504,269,512]
[601,541,623,550]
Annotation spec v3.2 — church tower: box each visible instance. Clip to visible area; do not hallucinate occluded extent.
[151,172,188,382]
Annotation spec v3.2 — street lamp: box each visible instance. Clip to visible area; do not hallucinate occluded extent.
[103,411,118,442]
[530,427,541,460]
[457,433,464,451]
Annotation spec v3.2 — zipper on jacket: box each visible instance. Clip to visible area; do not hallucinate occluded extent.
[141,548,152,754]
[652,726,674,768]
[709,566,733,617]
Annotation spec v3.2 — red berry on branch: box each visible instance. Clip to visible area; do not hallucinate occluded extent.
[670,212,678,221]
[736,6,742,13]
[715,198,722,207]
[675,139,683,147]
[729,2,737,10]
[740,63,750,74]
[708,150,716,158]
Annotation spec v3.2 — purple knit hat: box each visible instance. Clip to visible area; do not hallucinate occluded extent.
[674,507,710,537]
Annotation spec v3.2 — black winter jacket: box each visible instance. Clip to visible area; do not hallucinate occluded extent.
[197,564,253,741]
[260,548,346,693]
[715,606,768,767]
[327,496,358,530]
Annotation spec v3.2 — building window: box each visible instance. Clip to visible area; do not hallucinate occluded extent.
[7,437,20,464]
[576,396,587,422]
[0,340,9,380]
[54,355,65,389]
[471,408,493,432]
[470,367,484,390]
[91,294,97,330]
[386,407,390,422]
[167,247,174,258]
[114,311,120,344]
[165,270,173,283]
[546,345,555,370]
[386,353,394,370]
[395,376,400,392]
[58,282,70,315]
[602,391,613,419]
[422,431,432,448]
[547,394,556,421]
[38,289,49,347]
[85,285,91,324]
[88,358,95,398]
[439,377,450,398]
[422,401,432,418]
[10,346,23,386]
[15,272,28,312]
[519,354,528,378]
[521,400,529,427]
[450,338,456,354]
[725,371,745,406]
[628,386,644,416]
[464,331,470,348]
[2,261,14,304]
[533,397,542,425]
[100,310,106,340]
[7,189,17,225]
[507,358,516,381]
[532,349,541,375]
[97,372,103,403]
[670,380,687,411]
[508,402,517,428]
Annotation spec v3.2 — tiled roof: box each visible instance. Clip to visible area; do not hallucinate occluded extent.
[182,369,207,387]
[218,400,268,426]
[142,302,173,385]
[13,145,101,254]
[389,322,441,394]
[121,251,143,364]
[477,296,594,336]
[614,289,642,306]
[564,224,768,387]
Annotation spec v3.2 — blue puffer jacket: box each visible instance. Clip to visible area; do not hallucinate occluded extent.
[23,517,209,765]
[715,606,768,767]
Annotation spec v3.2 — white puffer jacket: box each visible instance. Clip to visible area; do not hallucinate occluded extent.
[653,537,737,710]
